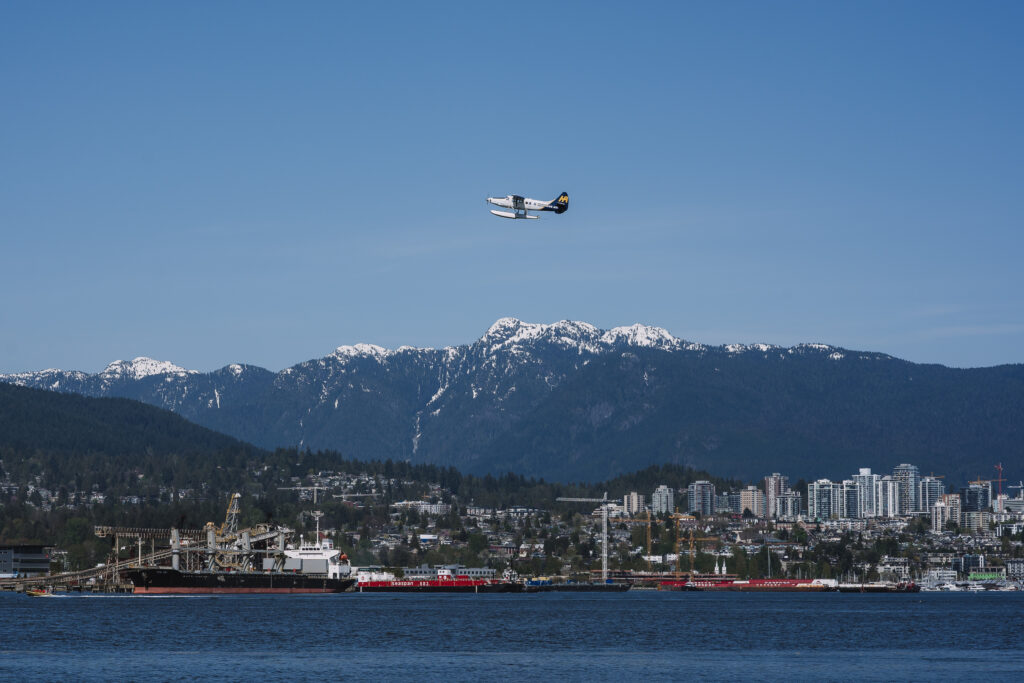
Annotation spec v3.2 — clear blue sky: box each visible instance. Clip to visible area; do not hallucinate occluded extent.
[2,1,1022,373]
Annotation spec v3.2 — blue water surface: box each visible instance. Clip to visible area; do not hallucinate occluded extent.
[2,591,1022,681]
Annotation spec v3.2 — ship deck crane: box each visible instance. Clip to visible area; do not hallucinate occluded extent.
[218,493,242,540]
[557,493,613,582]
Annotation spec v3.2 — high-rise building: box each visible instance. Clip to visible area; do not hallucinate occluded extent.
[839,480,859,519]
[893,463,921,513]
[740,486,766,518]
[623,491,646,516]
[651,485,674,515]
[852,468,880,518]
[960,482,991,512]
[875,476,902,518]
[808,479,841,520]
[931,493,961,533]
[764,473,789,520]
[775,492,802,520]
[919,476,945,513]
[687,480,715,516]
[962,511,993,535]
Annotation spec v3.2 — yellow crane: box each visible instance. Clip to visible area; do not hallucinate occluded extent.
[669,510,717,577]
[620,511,654,570]
[557,493,613,582]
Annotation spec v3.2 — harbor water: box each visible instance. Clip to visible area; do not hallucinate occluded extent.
[2,591,1023,681]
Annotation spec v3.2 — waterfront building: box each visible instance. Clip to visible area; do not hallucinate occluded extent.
[623,491,646,516]
[1006,559,1024,581]
[924,568,958,584]
[0,545,50,577]
[688,480,715,516]
[651,485,674,515]
[893,463,921,513]
[952,554,986,576]
[874,476,902,518]
[919,476,945,513]
[739,486,766,518]
[775,492,802,521]
[764,473,789,520]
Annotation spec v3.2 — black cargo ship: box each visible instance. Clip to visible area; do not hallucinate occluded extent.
[125,567,355,594]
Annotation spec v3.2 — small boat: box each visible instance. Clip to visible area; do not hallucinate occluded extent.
[26,587,58,597]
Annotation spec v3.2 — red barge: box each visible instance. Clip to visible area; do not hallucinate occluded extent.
[356,567,523,593]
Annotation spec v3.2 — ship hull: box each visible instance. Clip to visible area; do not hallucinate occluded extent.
[126,568,355,594]
[661,579,835,592]
[356,580,523,593]
[838,583,921,593]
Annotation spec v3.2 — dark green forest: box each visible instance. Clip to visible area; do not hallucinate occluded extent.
[1,384,736,568]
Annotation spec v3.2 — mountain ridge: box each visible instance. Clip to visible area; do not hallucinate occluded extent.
[2,318,1021,483]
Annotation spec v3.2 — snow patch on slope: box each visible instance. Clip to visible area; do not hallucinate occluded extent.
[100,357,194,380]
[332,343,392,362]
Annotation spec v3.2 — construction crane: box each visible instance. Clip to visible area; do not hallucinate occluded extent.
[278,486,329,504]
[619,511,654,570]
[669,511,716,576]
[993,463,1007,512]
[332,492,379,501]
[557,493,613,582]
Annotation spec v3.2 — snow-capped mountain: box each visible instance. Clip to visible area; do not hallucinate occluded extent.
[2,318,1019,482]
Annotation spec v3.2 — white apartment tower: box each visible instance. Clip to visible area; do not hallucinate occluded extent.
[623,491,646,516]
[852,468,881,518]
[919,476,945,513]
[893,463,921,513]
[875,476,902,518]
[688,481,716,516]
[764,473,789,519]
[808,479,841,520]
[651,485,674,515]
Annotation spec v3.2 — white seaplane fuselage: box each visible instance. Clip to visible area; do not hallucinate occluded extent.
[486,192,568,219]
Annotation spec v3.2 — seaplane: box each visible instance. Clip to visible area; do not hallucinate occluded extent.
[486,191,568,219]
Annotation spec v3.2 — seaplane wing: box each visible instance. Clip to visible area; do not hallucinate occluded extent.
[486,192,568,219]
